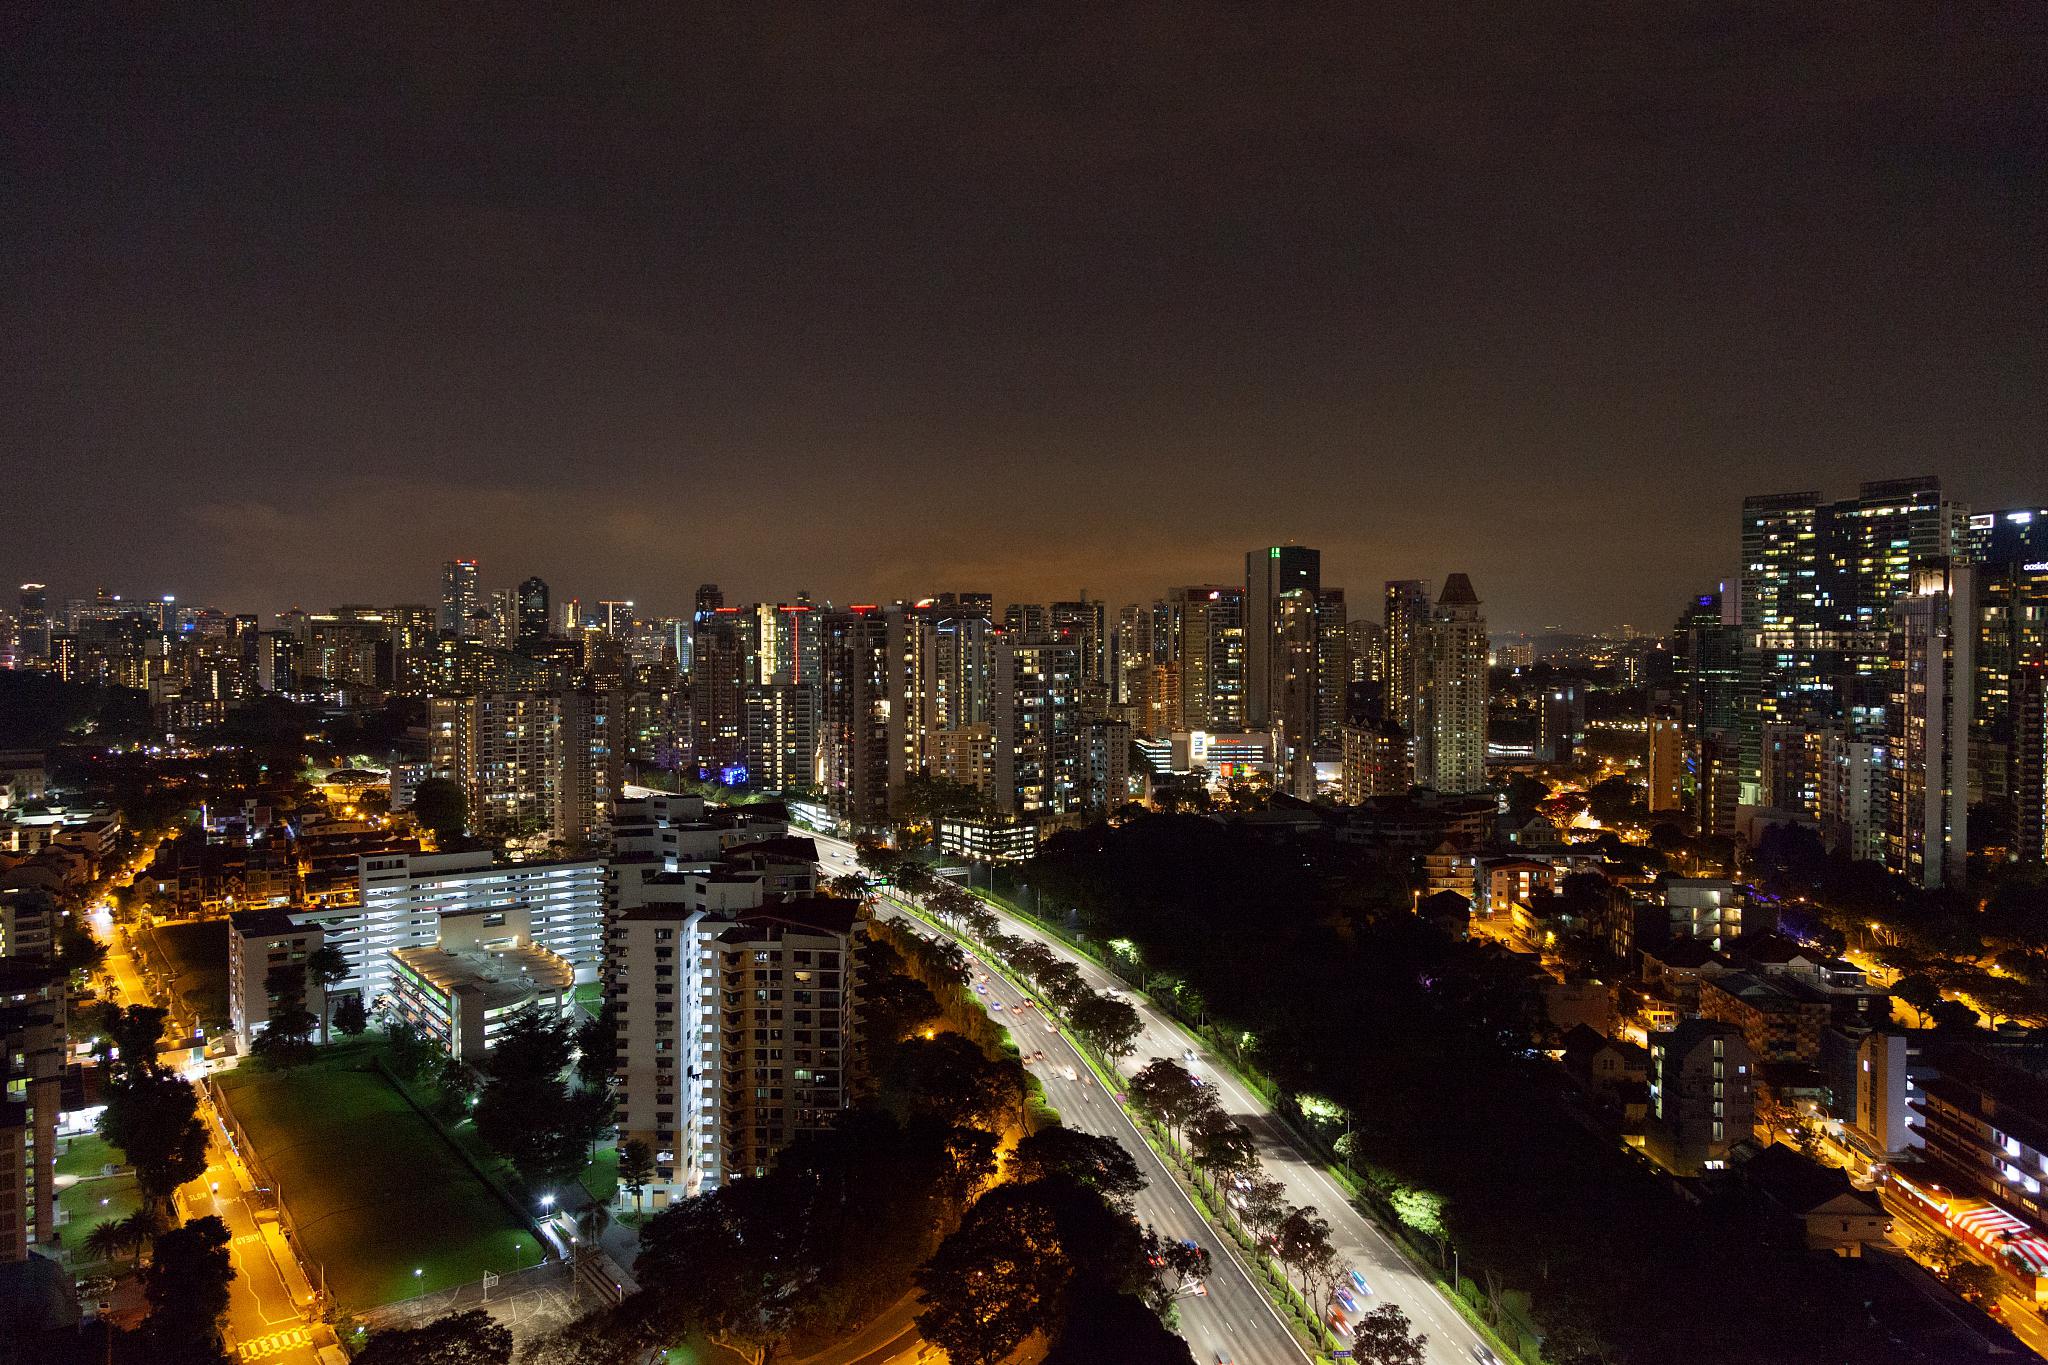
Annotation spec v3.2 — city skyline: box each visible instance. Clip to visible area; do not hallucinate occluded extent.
[7,6,2042,631]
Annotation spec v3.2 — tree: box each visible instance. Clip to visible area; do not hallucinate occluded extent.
[1892,973,1941,1012]
[1043,1281,1199,1365]
[305,944,349,1044]
[1911,1231,1971,1279]
[618,1138,656,1214]
[882,1031,1024,1132]
[473,1006,608,1190]
[139,1214,234,1365]
[1273,1205,1338,1305]
[1127,1057,1209,1147]
[1010,1127,1147,1207]
[1929,998,1983,1032]
[333,991,370,1037]
[1586,776,1641,826]
[251,962,317,1068]
[1351,1303,1429,1365]
[859,970,942,1045]
[118,1206,168,1268]
[1189,1112,1258,1197]
[826,871,872,903]
[1011,938,1058,983]
[575,1001,619,1091]
[1239,1174,1290,1244]
[382,1014,438,1081]
[99,1073,207,1211]
[1036,959,1088,1014]
[1068,992,1143,1064]
[1948,1260,2005,1306]
[83,1217,133,1265]
[638,1182,802,1365]
[410,777,467,844]
[355,1308,514,1365]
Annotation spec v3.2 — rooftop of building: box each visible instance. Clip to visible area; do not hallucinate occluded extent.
[717,896,860,943]
[1743,1142,1883,1217]
[228,907,306,939]
[392,941,573,1006]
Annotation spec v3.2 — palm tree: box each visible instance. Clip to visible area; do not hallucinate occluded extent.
[82,1219,129,1266]
[117,1208,164,1269]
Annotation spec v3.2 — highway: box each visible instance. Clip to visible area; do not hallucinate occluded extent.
[817,833,1499,1365]
[876,903,1310,1365]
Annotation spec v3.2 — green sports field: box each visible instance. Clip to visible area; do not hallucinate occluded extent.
[217,1057,539,1309]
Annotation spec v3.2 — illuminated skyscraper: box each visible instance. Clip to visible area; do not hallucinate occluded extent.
[1167,586,1244,732]
[440,558,480,635]
[992,636,1081,818]
[516,577,551,648]
[1383,580,1432,742]
[1887,560,1973,889]
[1417,574,1488,795]
[1245,545,1320,733]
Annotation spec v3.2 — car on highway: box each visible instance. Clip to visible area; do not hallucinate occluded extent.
[1335,1286,1359,1314]
[1349,1267,1371,1295]
[1472,1347,1500,1364]
[1183,1048,1199,1067]
[1061,1065,1079,1082]
[990,1000,1003,1011]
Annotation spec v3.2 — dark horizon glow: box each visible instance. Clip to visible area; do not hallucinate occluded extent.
[5,5,2042,632]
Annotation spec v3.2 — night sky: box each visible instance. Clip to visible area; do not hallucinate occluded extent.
[6,3,2043,631]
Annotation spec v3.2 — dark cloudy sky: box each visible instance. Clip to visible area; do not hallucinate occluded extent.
[5,3,2043,631]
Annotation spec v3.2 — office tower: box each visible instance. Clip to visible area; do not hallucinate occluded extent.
[693,583,724,624]
[1340,719,1409,804]
[561,598,583,634]
[517,577,551,648]
[1962,505,2048,568]
[1383,580,1432,741]
[991,636,1082,818]
[1270,588,1320,765]
[754,604,785,684]
[1537,682,1583,764]
[1314,589,1348,747]
[440,558,480,635]
[885,602,939,802]
[691,609,751,777]
[1888,560,1973,889]
[1739,478,1955,791]
[743,683,820,791]
[1168,586,1244,732]
[1245,546,1321,733]
[13,584,47,663]
[2016,663,2048,865]
[612,896,859,1201]
[1646,706,1684,812]
[479,587,516,649]
[1417,574,1488,795]
[933,595,994,730]
[594,600,632,637]
[819,607,891,827]
[1671,589,1743,736]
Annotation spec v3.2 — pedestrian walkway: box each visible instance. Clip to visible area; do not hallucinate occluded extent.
[235,1327,313,1360]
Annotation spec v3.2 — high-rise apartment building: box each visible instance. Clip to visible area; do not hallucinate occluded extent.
[440,558,480,635]
[1383,580,1432,742]
[2015,663,2048,866]
[742,682,819,792]
[610,895,859,1204]
[1646,706,1684,813]
[1245,546,1320,734]
[1340,719,1409,804]
[1313,589,1348,749]
[1417,574,1488,795]
[1271,587,1320,765]
[428,690,613,847]
[691,609,751,777]
[1003,603,1048,638]
[886,602,939,803]
[819,607,891,828]
[933,595,994,731]
[991,636,1081,818]
[1648,1020,1754,1175]
[1888,560,1973,889]
[1050,597,1108,697]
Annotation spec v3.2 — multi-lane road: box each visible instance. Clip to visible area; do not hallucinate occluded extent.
[816,833,1499,1365]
